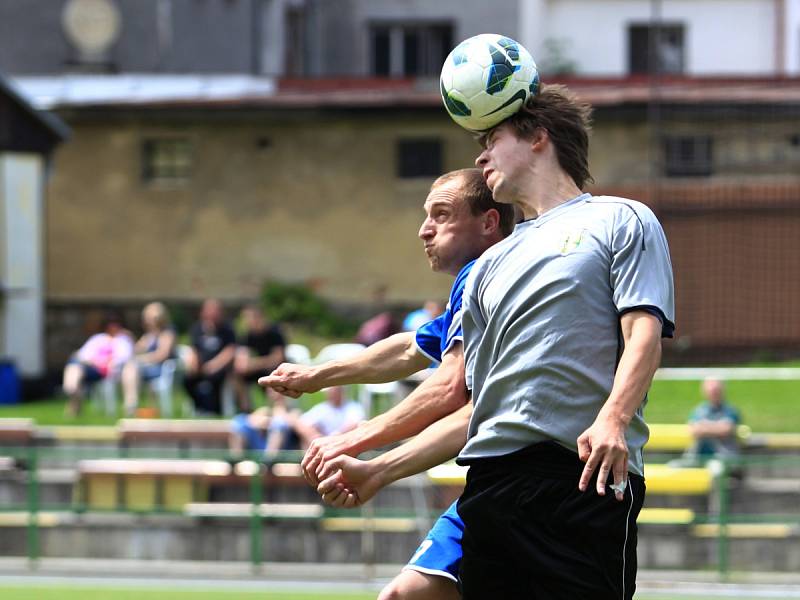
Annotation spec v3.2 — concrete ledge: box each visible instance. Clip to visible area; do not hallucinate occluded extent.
[693,523,799,538]
[185,502,324,519]
[321,517,419,533]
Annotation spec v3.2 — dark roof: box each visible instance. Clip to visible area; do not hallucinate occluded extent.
[0,73,70,141]
[12,74,800,113]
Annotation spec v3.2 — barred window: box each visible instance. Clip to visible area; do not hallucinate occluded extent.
[141,138,192,184]
[664,135,713,177]
[397,139,442,179]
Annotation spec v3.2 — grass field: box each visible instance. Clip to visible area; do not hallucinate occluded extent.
[0,588,375,600]
[2,374,798,431]
[1,584,798,600]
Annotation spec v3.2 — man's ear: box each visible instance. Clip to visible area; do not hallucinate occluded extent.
[483,208,500,234]
[530,127,548,152]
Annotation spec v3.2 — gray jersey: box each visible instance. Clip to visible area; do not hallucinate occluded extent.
[460,193,675,476]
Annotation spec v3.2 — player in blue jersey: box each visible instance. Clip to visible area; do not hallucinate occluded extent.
[260,167,514,600]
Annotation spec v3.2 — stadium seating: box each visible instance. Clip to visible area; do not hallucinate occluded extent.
[0,418,35,446]
[117,418,232,454]
[646,423,752,452]
[75,458,231,511]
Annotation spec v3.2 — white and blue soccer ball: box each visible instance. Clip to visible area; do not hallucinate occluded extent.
[440,33,539,133]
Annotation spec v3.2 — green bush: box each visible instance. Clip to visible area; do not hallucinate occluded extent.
[261,281,358,339]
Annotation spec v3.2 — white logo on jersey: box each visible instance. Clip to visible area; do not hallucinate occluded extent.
[409,539,434,564]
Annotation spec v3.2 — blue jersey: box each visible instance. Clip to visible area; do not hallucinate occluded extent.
[414,260,474,363]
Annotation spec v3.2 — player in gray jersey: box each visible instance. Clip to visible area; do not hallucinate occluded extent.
[318,84,674,599]
[449,84,675,599]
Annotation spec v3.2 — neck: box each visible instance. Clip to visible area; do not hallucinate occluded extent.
[515,170,582,221]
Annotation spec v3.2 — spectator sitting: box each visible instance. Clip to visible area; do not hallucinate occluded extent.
[231,304,286,413]
[229,387,301,458]
[680,378,742,466]
[183,299,236,416]
[121,302,177,417]
[402,300,444,332]
[292,385,365,449]
[62,310,134,417]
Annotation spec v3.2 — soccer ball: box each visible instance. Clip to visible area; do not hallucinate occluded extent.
[440,33,539,133]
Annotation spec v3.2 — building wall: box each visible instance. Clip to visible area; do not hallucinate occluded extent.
[312,0,521,76]
[522,0,787,76]
[43,104,800,366]
[46,109,496,306]
[0,153,45,376]
[0,0,260,75]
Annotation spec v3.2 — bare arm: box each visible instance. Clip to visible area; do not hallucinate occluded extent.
[317,401,472,508]
[301,344,468,484]
[202,343,236,375]
[259,332,429,394]
[236,345,286,373]
[137,330,177,365]
[690,419,736,438]
[577,311,662,500]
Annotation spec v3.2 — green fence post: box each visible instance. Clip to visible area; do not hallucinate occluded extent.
[26,445,40,566]
[249,460,264,568]
[717,459,730,580]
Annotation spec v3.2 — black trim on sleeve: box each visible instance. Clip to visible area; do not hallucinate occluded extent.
[620,305,675,338]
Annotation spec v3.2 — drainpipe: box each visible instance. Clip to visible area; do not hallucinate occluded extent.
[775,0,785,75]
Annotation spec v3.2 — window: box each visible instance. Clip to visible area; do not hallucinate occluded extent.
[370,23,453,77]
[629,24,685,75]
[397,139,442,179]
[141,138,192,184]
[663,135,713,177]
[284,4,307,76]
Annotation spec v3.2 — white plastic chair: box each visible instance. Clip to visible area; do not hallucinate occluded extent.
[148,358,178,418]
[313,343,366,365]
[91,376,118,416]
[285,343,312,365]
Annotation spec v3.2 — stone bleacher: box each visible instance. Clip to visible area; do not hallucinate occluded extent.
[0,417,799,570]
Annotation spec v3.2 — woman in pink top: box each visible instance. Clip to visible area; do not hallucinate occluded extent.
[62,311,134,417]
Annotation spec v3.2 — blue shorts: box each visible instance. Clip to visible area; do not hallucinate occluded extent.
[139,362,163,382]
[403,500,463,582]
[230,414,298,452]
[231,414,267,451]
[67,359,104,383]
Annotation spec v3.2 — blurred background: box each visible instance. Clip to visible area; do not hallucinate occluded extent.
[1,0,800,596]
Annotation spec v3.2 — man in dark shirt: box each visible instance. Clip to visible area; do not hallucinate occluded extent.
[183,298,236,415]
[232,304,286,412]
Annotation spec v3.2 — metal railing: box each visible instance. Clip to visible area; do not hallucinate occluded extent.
[0,444,798,576]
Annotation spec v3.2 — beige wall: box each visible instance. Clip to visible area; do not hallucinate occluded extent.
[46,107,686,311]
[47,113,487,306]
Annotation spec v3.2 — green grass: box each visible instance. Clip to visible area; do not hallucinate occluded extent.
[0,585,797,600]
[647,378,800,432]
[0,587,374,600]
[0,389,326,426]
[1,366,798,432]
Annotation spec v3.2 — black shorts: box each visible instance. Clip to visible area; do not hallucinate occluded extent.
[457,441,645,600]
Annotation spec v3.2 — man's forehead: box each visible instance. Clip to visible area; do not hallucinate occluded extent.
[480,122,511,147]
[424,181,465,209]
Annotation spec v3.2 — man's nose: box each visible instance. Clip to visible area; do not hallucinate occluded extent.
[419,219,433,239]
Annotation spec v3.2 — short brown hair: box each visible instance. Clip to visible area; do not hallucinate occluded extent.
[487,84,594,189]
[432,168,517,236]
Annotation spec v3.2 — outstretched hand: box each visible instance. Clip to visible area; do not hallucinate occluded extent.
[577,414,629,501]
[316,454,384,508]
[258,362,321,398]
